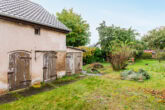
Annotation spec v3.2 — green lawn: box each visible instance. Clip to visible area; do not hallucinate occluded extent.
[0,60,165,110]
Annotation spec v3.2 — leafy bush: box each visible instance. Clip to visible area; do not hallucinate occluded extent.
[94,48,106,62]
[110,41,133,70]
[141,52,152,59]
[78,46,96,64]
[156,50,165,62]
[121,69,150,81]
[78,46,106,64]
[134,50,144,59]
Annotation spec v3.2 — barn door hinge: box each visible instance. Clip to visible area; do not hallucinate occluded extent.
[43,67,48,69]
[8,69,14,74]
[8,71,14,75]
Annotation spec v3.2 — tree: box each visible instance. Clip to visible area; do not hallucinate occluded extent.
[97,21,138,53]
[56,9,90,47]
[142,27,165,49]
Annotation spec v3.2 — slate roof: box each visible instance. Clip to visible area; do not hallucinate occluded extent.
[0,0,70,32]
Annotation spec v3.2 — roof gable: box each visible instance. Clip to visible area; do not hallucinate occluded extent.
[0,0,70,32]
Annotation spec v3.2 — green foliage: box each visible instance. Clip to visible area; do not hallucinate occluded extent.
[156,50,165,62]
[56,9,90,46]
[78,46,96,64]
[133,40,148,50]
[97,21,138,53]
[141,52,152,59]
[110,41,134,70]
[134,50,144,59]
[121,69,150,81]
[94,48,106,62]
[142,27,165,49]
[78,46,105,64]
[131,40,147,59]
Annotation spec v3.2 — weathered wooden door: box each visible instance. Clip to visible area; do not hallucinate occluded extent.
[66,52,82,75]
[8,52,31,91]
[43,52,57,82]
[74,53,82,73]
[66,53,74,75]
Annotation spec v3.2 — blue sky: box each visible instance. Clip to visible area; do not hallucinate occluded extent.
[32,0,165,45]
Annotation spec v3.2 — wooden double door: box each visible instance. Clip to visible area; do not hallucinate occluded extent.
[8,52,31,91]
[66,52,82,75]
[43,52,57,82]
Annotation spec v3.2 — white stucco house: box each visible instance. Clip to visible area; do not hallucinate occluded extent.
[0,0,83,94]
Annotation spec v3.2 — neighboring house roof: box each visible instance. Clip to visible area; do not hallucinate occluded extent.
[0,0,70,33]
[67,47,85,52]
[144,50,155,53]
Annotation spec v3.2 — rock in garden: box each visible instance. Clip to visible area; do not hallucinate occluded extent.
[91,63,104,69]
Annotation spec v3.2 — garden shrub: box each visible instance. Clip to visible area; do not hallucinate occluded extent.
[156,50,165,62]
[78,46,106,64]
[134,50,144,59]
[94,48,106,62]
[78,46,96,64]
[121,69,150,81]
[141,52,152,59]
[110,42,133,70]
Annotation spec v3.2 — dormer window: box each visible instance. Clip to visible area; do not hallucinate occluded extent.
[34,28,40,35]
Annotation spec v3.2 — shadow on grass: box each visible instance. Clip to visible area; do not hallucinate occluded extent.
[0,74,86,105]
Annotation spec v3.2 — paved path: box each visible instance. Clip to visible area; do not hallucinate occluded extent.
[82,71,102,76]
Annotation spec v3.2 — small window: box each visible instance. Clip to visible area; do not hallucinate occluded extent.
[34,28,40,35]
